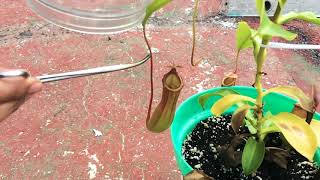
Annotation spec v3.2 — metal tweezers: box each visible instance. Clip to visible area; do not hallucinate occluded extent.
[0,54,150,83]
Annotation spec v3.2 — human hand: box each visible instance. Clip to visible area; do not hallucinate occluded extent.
[0,70,42,122]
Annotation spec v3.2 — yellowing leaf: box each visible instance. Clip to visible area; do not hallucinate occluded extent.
[263,86,314,112]
[310,119,320,146]
[211,95,256,116]
[268,112,317,161]
[198,89,240,108]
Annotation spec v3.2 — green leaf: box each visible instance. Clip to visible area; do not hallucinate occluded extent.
[142,0,172,26]
[242,137,265,175]
[198,89,240,108]
[277,12,320,25]
[236,22,253,51]
[245,119,258,134]
[267,112,317,161]
[278,0,287,9]
[259,16,297,41]
[211,95,256,116]
[231,105,253,134]
[263,86,314,112]
[244,110,258,134]
[256,0,297,41]
[246,110,258,123]
[251,31,262,59]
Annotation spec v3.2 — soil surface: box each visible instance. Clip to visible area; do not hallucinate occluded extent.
[182,115,320,180]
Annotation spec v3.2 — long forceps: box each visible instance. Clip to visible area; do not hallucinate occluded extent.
[0,54,150,83]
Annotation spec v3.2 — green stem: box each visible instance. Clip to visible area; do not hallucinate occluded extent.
[271,3,282,22]
[255,2,282,122]
[255,38,268,120]
[247,117,257,129]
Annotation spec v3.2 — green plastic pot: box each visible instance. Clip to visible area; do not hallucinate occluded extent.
[170,86,320,176]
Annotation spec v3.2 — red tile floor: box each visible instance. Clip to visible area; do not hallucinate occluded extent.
[0,0,320,179]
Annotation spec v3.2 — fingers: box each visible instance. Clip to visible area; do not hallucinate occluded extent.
[0,100,22,122]
[27,78,43,95]
[0,69,43,122]
[0,76,42,102]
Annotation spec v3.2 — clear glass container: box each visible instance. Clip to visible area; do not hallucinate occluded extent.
[27,0,152,34]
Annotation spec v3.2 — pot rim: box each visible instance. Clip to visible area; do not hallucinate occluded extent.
[170,86,320,176]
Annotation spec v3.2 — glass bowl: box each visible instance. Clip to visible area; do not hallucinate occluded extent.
[26,0,152,34]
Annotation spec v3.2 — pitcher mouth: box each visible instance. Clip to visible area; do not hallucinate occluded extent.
[27,0,148,34]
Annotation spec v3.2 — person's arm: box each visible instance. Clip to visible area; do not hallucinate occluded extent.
[0,73,42,122]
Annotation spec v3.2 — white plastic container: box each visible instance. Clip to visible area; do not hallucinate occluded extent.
[27,0,152,34]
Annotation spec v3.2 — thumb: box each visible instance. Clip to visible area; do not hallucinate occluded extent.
[0,77,42,102]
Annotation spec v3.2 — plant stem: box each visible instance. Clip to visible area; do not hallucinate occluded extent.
[191,0,199,66]
[271,3,282,22]
[255,38,268,120]
[143,25,154,123]
[234,51,240,74]
[255,2,282,120]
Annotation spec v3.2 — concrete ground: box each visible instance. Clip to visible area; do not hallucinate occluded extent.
[0,0,319,179]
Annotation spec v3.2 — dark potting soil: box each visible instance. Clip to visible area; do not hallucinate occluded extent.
[182,115,320,180]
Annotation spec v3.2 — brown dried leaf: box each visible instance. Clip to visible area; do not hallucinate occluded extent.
[218,145,241,167]
[222,72,238,87]
[265,147,290,169]
[225,148,242,167]
[292,104,308,119]
[219,134,248,167]
[183,170,214,180]
[291,104,314,124]
[232,133,250,146]
[231,105,251,134]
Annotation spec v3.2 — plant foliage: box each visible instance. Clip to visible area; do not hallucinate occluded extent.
[203,0,320,175]
[140,0,320,177]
